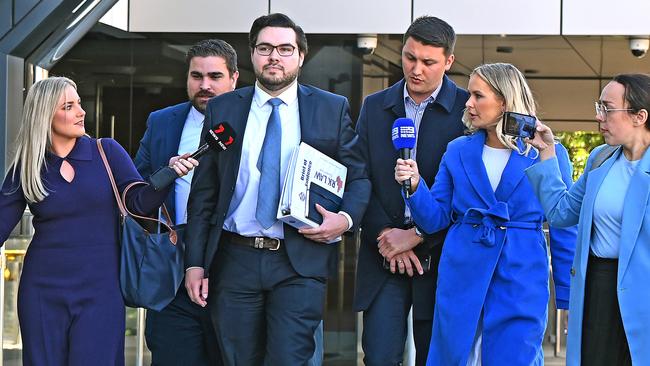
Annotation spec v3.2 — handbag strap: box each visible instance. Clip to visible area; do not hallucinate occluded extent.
[96,139,178,245]
[97,138,128,217]
[120,182,176,236]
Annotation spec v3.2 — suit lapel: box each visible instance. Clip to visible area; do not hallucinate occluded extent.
[297,84,315,143]
[231,88,255,144]
[493,150,535,202]
[223,88,254,188]
[576,148,619,275]
[619,148,650,282]
[385,80,426,181]
[381,79,406,121]
[384,79,405,154]
[165,102,191,161]
[459,131,495,206]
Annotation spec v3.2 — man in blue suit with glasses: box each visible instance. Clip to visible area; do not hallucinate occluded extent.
[184,13,370,366]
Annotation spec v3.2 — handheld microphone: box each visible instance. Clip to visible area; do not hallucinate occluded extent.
[148,122,236,191]
[391,118,416,197]
[189,122,236,160]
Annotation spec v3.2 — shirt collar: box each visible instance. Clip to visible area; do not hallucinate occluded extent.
[403,81,442,106]
[253,80,299,108]
[188,105,204,123]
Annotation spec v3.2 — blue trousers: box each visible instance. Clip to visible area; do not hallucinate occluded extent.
[145,286,221,366]
[362,275,432,366]
[309,320,324,366]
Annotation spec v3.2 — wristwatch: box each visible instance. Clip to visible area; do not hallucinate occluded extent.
[414,226,424,239]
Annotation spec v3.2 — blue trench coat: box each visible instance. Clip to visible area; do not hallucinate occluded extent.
[527,145,650,365]
[406,131,577,365]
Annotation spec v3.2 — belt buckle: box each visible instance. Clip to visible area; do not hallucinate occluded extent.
[267,238,280,251]
[254,237,281,250]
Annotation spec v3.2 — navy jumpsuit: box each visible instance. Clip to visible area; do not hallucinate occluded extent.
[0,137,168,365]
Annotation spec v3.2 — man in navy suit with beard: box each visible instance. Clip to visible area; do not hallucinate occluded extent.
[134,39,238,366]
[184,13,370,366]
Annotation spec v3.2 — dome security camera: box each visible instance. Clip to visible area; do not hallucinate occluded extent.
[629,37,650,58]
[357,34,378,55]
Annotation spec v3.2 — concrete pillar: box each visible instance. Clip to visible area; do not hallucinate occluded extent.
[0,53,24,174]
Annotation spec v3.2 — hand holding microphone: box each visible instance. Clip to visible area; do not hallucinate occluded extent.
[395,159,421,196]
[168,154,198,177]
[391,118,417,197]
[148,122,237,190]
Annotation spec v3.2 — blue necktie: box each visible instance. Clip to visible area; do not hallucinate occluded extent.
[255,98,283,229]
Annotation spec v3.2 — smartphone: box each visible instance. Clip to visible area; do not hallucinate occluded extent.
[502,111,536,139]
[382,254,431,273]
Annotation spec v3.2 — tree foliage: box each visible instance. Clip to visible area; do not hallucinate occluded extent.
[555,131,604,181]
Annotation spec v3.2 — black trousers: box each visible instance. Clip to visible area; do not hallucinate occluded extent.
[581,255,632,366]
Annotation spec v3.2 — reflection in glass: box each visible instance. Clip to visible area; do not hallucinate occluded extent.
[3,211,31,365]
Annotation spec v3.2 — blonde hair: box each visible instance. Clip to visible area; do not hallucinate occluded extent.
[10,77,77,203]
[462,63,537,156]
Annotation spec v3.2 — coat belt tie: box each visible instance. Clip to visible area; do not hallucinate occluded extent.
[455,202,542,247]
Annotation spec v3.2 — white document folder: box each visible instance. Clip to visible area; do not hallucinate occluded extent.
[277,142,347,229]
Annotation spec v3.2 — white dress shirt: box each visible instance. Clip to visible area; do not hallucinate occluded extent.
[223,82,301,239]
[174,106,204,224]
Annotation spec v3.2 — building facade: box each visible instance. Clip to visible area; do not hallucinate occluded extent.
[2,1,650,364]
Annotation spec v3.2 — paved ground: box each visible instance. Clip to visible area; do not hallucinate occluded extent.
[2,339,566,365]
[544,342,567,366]
[334,343,568,366]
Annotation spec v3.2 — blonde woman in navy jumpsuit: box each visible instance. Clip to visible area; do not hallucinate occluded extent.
[0,77,197,365]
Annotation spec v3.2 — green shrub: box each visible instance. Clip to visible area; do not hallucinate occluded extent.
[555,131,605,181]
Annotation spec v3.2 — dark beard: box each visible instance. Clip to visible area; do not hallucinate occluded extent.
[256,67,300,92]
[188,90,215,114]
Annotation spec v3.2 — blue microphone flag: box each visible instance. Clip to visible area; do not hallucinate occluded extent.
[391,117,416,150]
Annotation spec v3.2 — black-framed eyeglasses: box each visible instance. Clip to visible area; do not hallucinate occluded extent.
[594,101,634,120]
[254,43,296,57]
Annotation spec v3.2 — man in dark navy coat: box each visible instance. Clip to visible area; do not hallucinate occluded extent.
[134,39,239,366]
[184,13,370,366]
[353,16,469,366]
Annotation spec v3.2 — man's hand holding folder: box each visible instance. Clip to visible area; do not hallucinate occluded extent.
[298,204,349,243]
[277,142,350,243]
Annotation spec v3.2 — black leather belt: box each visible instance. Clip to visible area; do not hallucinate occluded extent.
[222,231,282,250]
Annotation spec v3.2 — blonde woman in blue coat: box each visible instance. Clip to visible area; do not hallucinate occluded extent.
[526,73,650,366]
[394,63,577,365]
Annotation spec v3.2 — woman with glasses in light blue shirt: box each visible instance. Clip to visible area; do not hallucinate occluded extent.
[526,73,650,366]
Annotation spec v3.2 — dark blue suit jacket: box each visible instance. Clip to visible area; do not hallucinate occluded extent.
[185,84,370,279]
[134,102,192,220]
[353,76,469,320]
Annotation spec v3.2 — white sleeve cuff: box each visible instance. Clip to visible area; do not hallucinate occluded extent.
[338,211,353,231]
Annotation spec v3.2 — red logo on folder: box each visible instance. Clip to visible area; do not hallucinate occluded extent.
[336,176,344,193]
